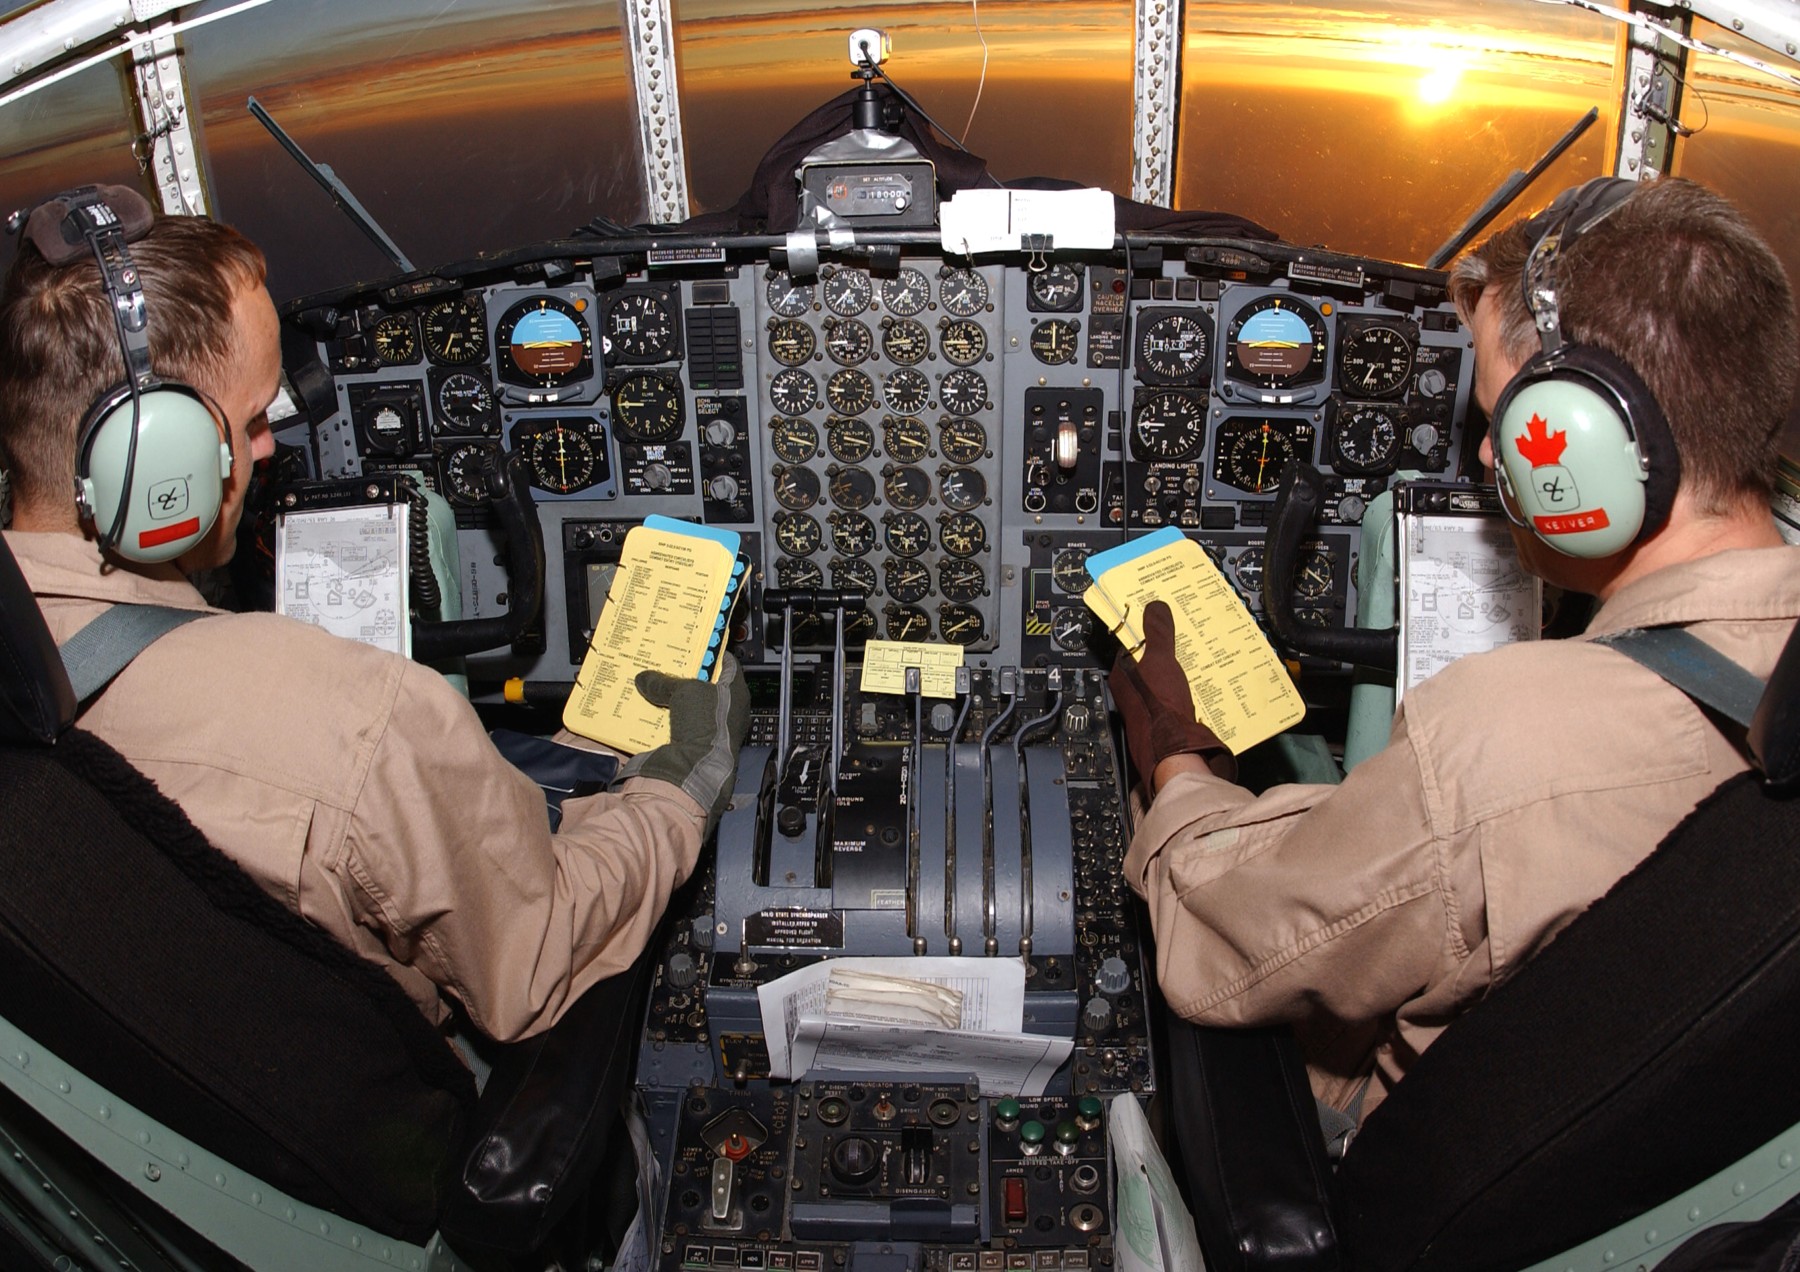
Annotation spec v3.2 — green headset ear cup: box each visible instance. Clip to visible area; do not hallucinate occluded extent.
[1489,343,1679,559]
[77,382,231,563]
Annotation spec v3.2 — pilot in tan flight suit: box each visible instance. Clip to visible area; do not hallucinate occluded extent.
[1109,175,1800,1126]
[0,185,748,1046]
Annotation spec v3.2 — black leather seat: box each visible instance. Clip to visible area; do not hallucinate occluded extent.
[0,533,648,1268]
[1165,618,1800,1272]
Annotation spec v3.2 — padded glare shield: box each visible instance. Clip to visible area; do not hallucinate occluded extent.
[1489,342,1679,558]
[76,383,230,563]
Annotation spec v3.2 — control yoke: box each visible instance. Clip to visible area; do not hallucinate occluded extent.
[410,449,545,663]
[1262,461,1398,672]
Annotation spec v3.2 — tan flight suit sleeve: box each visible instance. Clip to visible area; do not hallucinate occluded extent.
[338,659,707,1042]
[1124,718,1467,1034]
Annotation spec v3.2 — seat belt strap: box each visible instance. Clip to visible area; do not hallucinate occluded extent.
[1592,627,1767,729]
[58,604,210,705]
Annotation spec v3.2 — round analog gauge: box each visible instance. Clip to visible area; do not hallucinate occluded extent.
[885,604,932,642]
[497,294,593,388]
[939,369,989,416]
[826,369,875,416]
[771,416,819,464]
[423,296,487,366]
[766,270,814,318]
[372,314,418,365]
[881,268,931,317]
[883,368,930,416]
[1130,390,1207,461]
[1028,262,1083,312]
[436,373,494,432]
[939,418,987,464]
[1338,325,1414,398]
[938,558,985,602]
[1228,296,1328,390]
[777,555,824,588]
[1295,548,1335,600]
[938,603,985,646]
[1138,311,1213,383]
[1333,404,1401,474]
[774,512,823,557]
[441,443,498,505]
[883,466,931,510]
[938,268,989,317]
[884,415,932,462]
[1213,417,1316,493]
[939,466,986,511]
[611,372,684,442]
[773,465,821,511]
[832,558,877,597]
[827,416,875,463]
[885,511,932,557]
[939,511,987,558]
[1052,609,1091,652]
[1030,319,1079,366]
[769,367,819,416]
[939,319,987,366]
[1295,607,1331,628]
[768,319,816,366]
[829,466,876,510]
[830,511,877,557]
[1232,547,1264,597]
[886,558,932,603]
[881,318,930,365]
[519,421,599,494]
[823,267,873,317]
[605,292,678,361]
[824,318,873,366]
[1052,548,1090,593]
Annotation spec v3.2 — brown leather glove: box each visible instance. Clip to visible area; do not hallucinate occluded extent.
[1108,600,1237,787]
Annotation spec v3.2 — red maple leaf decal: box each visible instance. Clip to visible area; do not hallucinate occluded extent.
[1514,413,1568,467]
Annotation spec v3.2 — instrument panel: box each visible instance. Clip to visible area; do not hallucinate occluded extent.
[287,231,1473,682]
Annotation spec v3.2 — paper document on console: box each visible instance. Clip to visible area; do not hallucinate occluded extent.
[1109,1093,1206,1272]
[758,957,1073,1097]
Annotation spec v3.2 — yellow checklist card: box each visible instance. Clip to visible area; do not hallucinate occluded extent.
[859,640,966,699]
[1084,527,1304,754]
[563,520,739,755]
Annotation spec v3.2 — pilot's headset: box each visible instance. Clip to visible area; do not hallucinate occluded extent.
[1487,176,1682,558]
[16,185,232,563]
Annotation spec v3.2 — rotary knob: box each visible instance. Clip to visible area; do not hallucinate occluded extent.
[1096,956,1131,996]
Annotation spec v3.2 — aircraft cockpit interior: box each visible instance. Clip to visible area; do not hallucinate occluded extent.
[2,3,1799,1271]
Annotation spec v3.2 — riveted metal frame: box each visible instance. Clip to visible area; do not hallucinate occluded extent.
[1685,0,1800,64]
[1617,6,1691,180]
[129,27,209,216]
[0,1015,471,1271]
[621,0,691,224]
[1132,0,1182,206]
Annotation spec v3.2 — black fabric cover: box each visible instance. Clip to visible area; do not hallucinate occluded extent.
[1336,770,1800,1271]
[0,535,75,744]
[1165,1019,1343,1271]
[438,941,656,1263]
[654,84,1281,242]
[0,729,477,1243]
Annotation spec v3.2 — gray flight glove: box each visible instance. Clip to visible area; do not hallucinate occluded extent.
[617,653,751,839]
